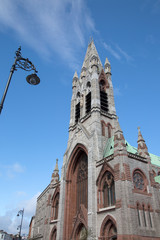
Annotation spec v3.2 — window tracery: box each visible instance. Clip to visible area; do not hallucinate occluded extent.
[77,153,88,210]
[103,172,115,207]
[97,168,115,210]
[132,169,148,193]
[133,172,144,190]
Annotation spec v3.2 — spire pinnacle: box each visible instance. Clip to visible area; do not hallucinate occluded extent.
[105,57,111,74]
[105,57,110,65]
[51,158,59,184]
[73,71,78,80]
[114,119,127,155]
[137,127,149,158]
[54,158,59,172]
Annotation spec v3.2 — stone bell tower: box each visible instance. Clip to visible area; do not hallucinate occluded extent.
[57,40,118,239]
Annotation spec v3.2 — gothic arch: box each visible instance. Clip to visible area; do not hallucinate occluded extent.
[51,186,60,221]
[99,215,117,240]
[97,163,115,210]
[96,162,115,188]
[50,226,57,240]
[70,204,88,240]
[66,143,88,181]
[63,144,88,240]
[98,69,109,91]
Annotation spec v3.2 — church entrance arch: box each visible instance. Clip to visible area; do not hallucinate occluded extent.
[63,144,88,240]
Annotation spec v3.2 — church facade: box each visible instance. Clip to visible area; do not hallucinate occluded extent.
[30,41,160,240]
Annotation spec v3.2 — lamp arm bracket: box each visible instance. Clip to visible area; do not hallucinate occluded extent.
[15,57,37,72]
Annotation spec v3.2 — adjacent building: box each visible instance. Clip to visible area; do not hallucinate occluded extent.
[0,230,13,240]
[30,41,160,240]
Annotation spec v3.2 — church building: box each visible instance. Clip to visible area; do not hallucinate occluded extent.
[30,41,160,240]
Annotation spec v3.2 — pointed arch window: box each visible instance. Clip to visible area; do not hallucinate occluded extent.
[100,216,117,240]
[100,90,108,113]
[51,192,59,221]
[102,172,115,208]
[85,92,91,114]
[75,102,80,123]
[50,227,57,240]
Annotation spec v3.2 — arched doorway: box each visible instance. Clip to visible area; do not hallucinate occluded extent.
[63,144,88,240]
[100,216,117,240]
[50,227,57,240]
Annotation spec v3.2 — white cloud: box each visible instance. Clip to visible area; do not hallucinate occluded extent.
[19,192,40,218]
[115,45,133,62]
[0,192,40,235]
[5,163,25,179]
[0,0,95,69]
[103,41,133,63]
[103,42,121,60]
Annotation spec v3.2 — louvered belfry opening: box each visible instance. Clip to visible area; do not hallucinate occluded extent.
[85,92,91,114]
[76,152,88,211]
[75,102,80,123]
[100,90,108,112]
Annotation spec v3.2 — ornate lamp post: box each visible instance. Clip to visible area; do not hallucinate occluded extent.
[17,208,24,240]
[0,46,40,114]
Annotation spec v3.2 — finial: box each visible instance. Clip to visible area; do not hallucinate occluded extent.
[105,57,110,66]
[51,158,59,183]
[137,126,143,141]
[89,37,93,45]
[73,71,78,80]
[54,158,59,171]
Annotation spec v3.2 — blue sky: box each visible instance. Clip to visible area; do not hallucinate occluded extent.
[0,0,160,235]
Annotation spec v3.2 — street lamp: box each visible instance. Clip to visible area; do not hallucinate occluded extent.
[17,208,24,240]
[0,46,40,114]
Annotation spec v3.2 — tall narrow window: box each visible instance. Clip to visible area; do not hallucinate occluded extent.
[108,124,112,138]
[148,206,152,228]
[51,192,59,220]
[103,172,115,207]
[100,90,108,113]
[77,153,88,211]
[85,92,91,114]
[137,204,141,226]
[54,193,59,219]
[75,102,80,123]
[143,205,147,227]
